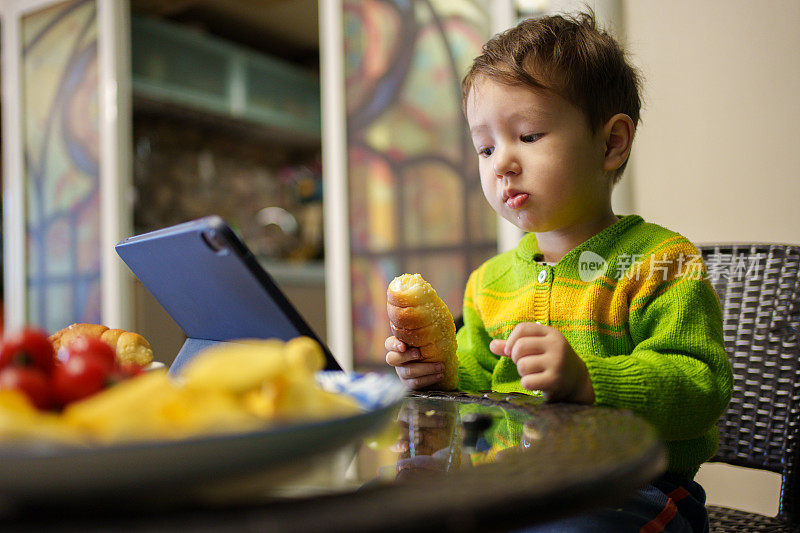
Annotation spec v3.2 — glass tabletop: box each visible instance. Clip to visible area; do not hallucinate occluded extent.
[232,393,539,501]
[2,391,666,531]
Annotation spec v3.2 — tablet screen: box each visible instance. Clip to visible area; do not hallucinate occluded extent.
[115,216,341,371]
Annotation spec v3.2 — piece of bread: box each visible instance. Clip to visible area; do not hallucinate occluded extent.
[50,323,109,352]
[113,332,154,366]
[100,328,126,349]
[49,323,154,366]
[387,274,458,389]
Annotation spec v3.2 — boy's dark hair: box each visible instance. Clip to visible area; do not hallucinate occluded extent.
[462,11,642,180]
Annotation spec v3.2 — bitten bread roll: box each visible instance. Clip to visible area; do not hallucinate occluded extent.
[387,274,458,389]
[49,323,154,366]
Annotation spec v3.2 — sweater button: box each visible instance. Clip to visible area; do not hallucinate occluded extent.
[538,270,548,283]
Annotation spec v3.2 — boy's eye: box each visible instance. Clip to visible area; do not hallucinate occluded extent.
[520,133,543,143]
[478,147,494,157]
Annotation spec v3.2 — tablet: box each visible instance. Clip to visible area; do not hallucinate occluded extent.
[115,216,341,372]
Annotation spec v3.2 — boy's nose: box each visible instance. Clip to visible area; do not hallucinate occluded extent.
[492,147,520,177]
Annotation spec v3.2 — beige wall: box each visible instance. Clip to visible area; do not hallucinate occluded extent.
[620,0,800,516]
[623,0,800,245]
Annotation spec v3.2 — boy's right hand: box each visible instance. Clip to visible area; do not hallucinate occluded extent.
[385,336,444,389]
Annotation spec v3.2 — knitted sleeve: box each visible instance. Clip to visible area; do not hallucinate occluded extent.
[456,270,496,392]
[582,248,733,441]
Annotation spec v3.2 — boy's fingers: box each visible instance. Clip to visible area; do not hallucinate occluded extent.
[506,322,548,345]
[492,336,544,361]
[385,336,407,352]
[520,372,551,393]
[505,322,549,356]
[406,372,444,390]
[386,347,421,366]
[396,361,442,380]
[520,371,562,399]
[508,337,546,363]
[489,339,506,356]
[515,353,546,376]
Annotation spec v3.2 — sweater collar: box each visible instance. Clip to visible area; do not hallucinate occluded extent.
[516,214,644,264]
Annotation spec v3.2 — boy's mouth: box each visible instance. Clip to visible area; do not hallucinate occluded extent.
[504,191,530,209]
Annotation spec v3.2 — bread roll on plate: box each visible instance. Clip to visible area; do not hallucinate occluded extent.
[387,274,458,389]
[49,323,154,366]
[50,323,109,351]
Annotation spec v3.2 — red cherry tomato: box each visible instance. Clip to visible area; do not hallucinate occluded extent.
[102,362,145,389]
[51,353,110,406]
[0,327,56,375]
[0,366,51,410]
[65,336,117,371]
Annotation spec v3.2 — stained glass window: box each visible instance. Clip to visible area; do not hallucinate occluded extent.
[343,0,497,367]
[22,0,101,331]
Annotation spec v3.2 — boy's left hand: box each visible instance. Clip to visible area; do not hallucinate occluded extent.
[489,322,595,404]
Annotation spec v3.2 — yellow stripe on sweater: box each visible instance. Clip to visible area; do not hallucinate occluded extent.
[550,284,629,329]
[479,281,539,300]
[478,283,547,302]
[553,323,627,337]
[649,235,687,256]
[486,320,627,338]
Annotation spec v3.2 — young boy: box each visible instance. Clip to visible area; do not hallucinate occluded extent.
[385,12,732,532]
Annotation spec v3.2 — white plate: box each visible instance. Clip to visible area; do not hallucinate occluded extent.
[0,372,406,505]
[144,361,166,371]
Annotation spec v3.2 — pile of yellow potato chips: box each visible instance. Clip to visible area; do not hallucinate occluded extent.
[0,337,359,445]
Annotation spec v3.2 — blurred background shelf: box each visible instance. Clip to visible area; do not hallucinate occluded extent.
[128,2,326,364]
[131,14,320,145]
[259,260,325,286]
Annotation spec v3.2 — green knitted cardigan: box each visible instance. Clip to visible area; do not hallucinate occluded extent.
[456,214,733,478]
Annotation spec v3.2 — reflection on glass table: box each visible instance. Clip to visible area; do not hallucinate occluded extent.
[1,391,666,532]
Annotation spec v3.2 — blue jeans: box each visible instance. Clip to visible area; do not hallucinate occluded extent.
[517,473,708,532]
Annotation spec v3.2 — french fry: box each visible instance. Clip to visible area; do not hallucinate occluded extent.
[0,390,81,444]
[284,336,326,374]
[63,370,175,441]
[180,339,285,393]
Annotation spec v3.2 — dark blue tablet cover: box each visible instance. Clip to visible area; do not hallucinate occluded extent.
[115,216,341,373]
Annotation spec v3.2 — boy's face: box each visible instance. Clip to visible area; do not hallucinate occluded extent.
[466,77,612,234]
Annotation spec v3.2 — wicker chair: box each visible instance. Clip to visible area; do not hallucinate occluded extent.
[698,244,800,532]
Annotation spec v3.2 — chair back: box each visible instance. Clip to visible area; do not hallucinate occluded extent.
[699,243,800,523]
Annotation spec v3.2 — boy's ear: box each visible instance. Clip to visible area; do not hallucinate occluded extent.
[602,113,635,172]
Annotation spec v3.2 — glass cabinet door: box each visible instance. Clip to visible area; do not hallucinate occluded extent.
[340,0,497,368]
[2,0,131,333]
